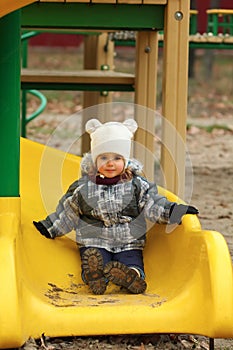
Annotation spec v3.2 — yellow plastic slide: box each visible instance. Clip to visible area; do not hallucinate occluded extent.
[0,138,232,348]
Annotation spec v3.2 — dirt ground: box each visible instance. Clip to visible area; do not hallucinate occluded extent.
[21,46,233,350]
[187,119,233,258]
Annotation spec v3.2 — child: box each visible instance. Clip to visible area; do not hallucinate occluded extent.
[33,119,198,295]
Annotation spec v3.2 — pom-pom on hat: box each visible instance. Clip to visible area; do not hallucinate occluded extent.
[85,119,138,163]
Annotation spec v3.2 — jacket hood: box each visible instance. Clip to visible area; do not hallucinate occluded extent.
[80,153,143,176]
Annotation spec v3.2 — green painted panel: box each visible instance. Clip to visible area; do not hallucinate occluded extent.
[0,11,20,196]
[22,3,164,30]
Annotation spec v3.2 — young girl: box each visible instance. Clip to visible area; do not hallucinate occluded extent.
[33,119,198,295]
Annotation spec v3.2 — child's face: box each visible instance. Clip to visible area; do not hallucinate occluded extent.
[96,153,125,178]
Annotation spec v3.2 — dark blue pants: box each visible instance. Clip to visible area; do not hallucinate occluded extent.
[79,247,145,279]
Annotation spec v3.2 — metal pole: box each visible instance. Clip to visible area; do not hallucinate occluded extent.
[0,11,21,196]
[209,338,214,350]
[21,36,28,137]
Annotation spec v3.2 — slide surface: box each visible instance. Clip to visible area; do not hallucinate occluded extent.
[0,138,232,348]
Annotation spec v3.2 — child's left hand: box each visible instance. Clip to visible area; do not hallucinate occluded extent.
[169,204,199,224]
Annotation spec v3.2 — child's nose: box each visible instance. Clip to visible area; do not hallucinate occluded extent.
[107,159,114,165]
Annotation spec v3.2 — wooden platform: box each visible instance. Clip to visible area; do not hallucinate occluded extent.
[21,69,135,91]
[34,0,167,4]
[0,0,167,18]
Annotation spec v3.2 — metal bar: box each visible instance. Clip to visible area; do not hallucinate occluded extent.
[22,28,102,35]
[209,338,214,350]
[21,90,27,138]
[21,83,134,91]
[21,30,39,41]
[21,35,28,138]
[114,40,233,50]
[190,12,198,35]
[0,11,21,196]
[21,3,164,31]
[189,42,233,49]
[25,90,47,124]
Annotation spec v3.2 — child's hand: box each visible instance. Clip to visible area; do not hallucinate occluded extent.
[169,204,199,224]
[33,221,54,239]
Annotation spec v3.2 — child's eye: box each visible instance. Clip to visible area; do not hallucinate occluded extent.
[114,156,122,161]
[100,156,107,161]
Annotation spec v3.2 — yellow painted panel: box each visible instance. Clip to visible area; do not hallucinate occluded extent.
[0,0,35,17]
[0,138,232,348]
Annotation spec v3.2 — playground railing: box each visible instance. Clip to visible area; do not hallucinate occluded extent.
[21,89,47,137]
[21,31,48,137]
[207,9,233,36]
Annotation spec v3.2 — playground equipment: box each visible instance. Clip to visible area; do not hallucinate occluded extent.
[190,9,233,48]
[0,1,233,349]
[0,137,232,349]
[21,31,48,137]
[21,89,47,137]
[20,7,233,141]
[207,9,233,36]
[18,0,189,194]
[20,6,233,188]
[20,8,233,137]
[20,30,116,140]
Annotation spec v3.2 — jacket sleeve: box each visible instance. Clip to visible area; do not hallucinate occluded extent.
[138,178,176,224]
[39,180,82,237]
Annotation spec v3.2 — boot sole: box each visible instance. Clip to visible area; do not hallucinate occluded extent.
[104,261,147,294]
[82,248,106,295]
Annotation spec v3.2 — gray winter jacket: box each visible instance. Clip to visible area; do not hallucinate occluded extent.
[40,154,176,253]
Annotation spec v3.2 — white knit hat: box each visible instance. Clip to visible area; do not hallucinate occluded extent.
[85,119,138,163]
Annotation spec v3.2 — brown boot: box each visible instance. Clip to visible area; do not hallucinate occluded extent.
[104,261,147,294]
[82,248,107,295]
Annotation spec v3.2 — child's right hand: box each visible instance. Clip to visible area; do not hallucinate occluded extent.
[169,204,199,224]
[33,221,54,239]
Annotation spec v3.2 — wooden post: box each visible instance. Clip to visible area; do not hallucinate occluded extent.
[134,31,158,182]
[82,33,114,154]
[161,0,190,198]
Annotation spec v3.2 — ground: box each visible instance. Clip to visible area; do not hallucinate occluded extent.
[20,44,233,349]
